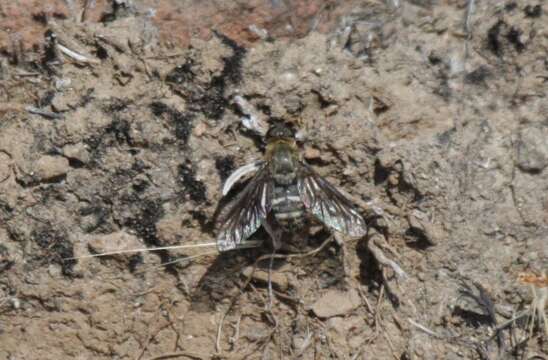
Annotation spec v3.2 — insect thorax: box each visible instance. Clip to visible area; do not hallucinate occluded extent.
[268,140,299,186]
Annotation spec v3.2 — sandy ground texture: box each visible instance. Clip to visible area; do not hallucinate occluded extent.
[1,0,547,359]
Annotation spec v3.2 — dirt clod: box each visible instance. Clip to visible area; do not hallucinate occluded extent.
[311,289,361,319]
[34,155,69,181]
[242,266,289,292]
[86,231,142,263]
[517,125,548,173]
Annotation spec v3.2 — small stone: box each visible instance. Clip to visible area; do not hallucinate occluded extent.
[304,147,321,160]
[155,215,183,246]
[87,231,142,262]
[0,151,12,182]
[326,317,346,333]
[517,125,548,173]
[63,143,90,164]
[50,91,80,112]
[311,289,361,318]
[55,78,72,90]
[48,264,62,277]
[241,266,289,291]
[376,149,399,169]
[388,172,399,186]
[407,210,439,246]
[10,297,21,310]
[193,122,207,137]
[34,155,70,181]
[325,104,338,115]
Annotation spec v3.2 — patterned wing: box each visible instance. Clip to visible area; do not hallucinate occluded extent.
[216,165,272,251]
[297,163,367,237]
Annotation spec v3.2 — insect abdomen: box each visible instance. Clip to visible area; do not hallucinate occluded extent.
[271,184,305,230]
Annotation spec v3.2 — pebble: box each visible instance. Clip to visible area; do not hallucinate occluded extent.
[10,297,21,310]
[193,122,207,137]
[87,231,142,262]
[304,147,321,160]
[0,151,11,182]
[34,155,70,181]
[241,266,289,291]
[408,210,439,245]
[311,289,361,318]
[63,143,90,164]
[517,125,548,172]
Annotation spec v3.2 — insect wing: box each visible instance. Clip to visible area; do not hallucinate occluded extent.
[298,163,367,237]
[216,166,272,251]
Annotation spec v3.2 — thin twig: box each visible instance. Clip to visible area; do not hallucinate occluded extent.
[80,0,92,22]
[57,43,100,64]
[267,249,276,311]
[408,318,444,338]
[137,307,173,360]
[25,106,63,119]
[146,352,211,360]
[381,327,400,360]
[357,285,375,315]
[228,314,242,347]
[65,242,219,260]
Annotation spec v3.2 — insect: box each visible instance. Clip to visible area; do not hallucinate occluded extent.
[69,123,368,267]
[216,122,367,252]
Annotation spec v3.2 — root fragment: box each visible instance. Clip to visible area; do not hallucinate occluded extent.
[367,233,408,280]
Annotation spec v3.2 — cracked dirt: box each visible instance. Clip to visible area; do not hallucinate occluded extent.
[0,1,546,359]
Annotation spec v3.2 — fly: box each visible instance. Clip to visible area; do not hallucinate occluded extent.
[216,123,367,251]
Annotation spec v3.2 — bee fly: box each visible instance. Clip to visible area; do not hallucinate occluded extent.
[216,123,367,252]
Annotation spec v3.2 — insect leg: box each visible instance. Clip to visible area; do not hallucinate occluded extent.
[262,216,282,251]
[262,216,281,310]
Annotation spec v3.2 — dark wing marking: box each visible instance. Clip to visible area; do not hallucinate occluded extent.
[297,162,367,237]
[216,165,272,251]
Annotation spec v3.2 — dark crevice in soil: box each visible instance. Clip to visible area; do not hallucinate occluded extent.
[452,307,494,328]
[487,20,505,57]
[104,119,131,145]
[31,227,76,277]
[373,159,390,185]
[214,31,246,85]
[505,2,518,12]
[149,101,194,144]
[506,27,526,53]
[523,5,542,18]
[177,161,207,204]
[94,44,109,60]
[79,204,112,233]
[190,210,213,234]
[404,227,433,250]
[38,90,55,107]
[0,244,14,273]
[165,58,195,85]
[214,155,235,182]
[100,1,134,23]
[32,12,67,25]
[166,32,246,120]
[357,240,383,287]
[464,66,491,85]
[122,198,177,274]
[15,174,67,188]
[67,157,86,169]
[78,88,96,107]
